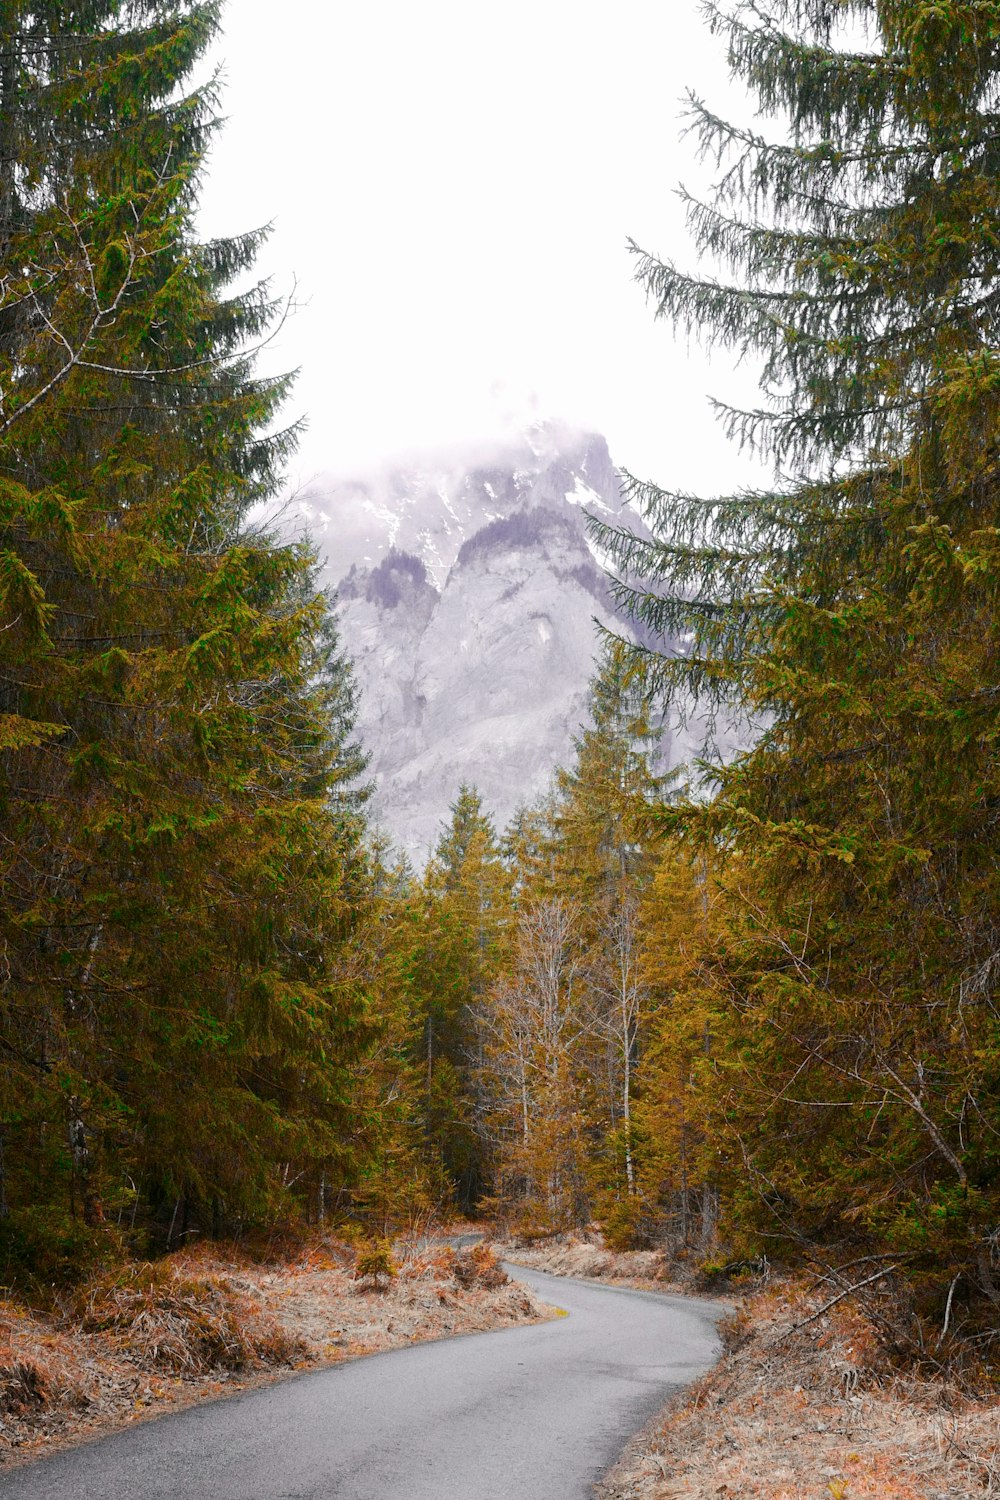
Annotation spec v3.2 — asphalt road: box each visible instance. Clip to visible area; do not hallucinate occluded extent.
[2,1266,722,1499]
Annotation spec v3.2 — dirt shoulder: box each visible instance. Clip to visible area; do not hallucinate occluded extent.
[0,1238,546,1471]
[490,1233,998,1499]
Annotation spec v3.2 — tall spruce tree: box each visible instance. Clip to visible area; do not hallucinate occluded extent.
[599,1,1000,1331]
[552,649,668,1233]
[0,2,371,1262]
[416,787,513,1208]
[337,838,440,1230]
[554,645,667,902]
[635,845,720,1251]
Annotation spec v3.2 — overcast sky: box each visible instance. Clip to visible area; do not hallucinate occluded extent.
[199,0,767,494]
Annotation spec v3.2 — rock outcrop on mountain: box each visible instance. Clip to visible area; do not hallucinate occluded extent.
[297,424,738,859]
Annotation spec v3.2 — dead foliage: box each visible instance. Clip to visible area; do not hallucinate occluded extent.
[600,1279,999,1500]
[492,1228,681,1289]
[65,1262,305,1376]
[0,1303,94,1421]
[453,1243,508,1290]
[1,1238,546,1470]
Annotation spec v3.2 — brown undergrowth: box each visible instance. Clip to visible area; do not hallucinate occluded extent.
[490,1227,690,1292]
[599,1280,999,1500]
[0,1238,543,1469]
[493,1231,998,1498]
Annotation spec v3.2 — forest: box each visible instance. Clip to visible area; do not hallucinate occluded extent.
[1,0,999,1377]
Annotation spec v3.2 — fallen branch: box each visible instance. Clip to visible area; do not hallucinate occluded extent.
[769,1263,901,1344]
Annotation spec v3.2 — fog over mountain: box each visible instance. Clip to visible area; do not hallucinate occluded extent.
[295,424,737,859]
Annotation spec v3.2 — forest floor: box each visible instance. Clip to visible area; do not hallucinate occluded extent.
[0,1236,545,1471]
[491,1230,690,1292]
[492,1232,999,1500]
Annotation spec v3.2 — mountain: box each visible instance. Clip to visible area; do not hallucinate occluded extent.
[294,420,625,589]
[295,425,737,859]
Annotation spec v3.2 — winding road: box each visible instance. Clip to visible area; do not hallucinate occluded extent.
[2,1266,722,1499]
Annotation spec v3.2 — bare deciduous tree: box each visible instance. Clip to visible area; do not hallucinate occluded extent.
[475,899,589,1227]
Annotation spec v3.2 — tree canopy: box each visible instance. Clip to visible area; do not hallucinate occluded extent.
[0,0,377,1265]
[595,0,1000,1333]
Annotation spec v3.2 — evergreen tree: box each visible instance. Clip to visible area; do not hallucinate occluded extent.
[635,847,719,1251]
[338,837,439,1231]
[599,1,1000,1328]
[554,645,667,902]
[551,649,669,1233]
[416,787,513,1209]
[0,2,371,1261]
[502,797,559,900]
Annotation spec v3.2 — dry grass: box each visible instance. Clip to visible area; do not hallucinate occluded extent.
[599,1280,999,1500]
[494,1230,998,1497]
[491,1228,684,1289]
[443,1242,510,1290]
[0,1235,546,1470]
[68,1261,306,1375]
[0,1301,95,1419]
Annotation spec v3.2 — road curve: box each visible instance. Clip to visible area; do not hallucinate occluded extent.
[2,1266,722,1500]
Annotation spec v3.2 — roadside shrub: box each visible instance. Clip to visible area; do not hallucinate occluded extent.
[694,1255,771,1293]
[599,1197,651,1251]
[0,1207,117,1296]
[509,1220,557,1244]
[453,1243,507,1290]
[413,1246,456,1279]
[353,1241,397,1291]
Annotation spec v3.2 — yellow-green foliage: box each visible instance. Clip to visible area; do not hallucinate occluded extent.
[0,1,379,1263]
[353,1242,398,1290]
[593,0,1000,1333]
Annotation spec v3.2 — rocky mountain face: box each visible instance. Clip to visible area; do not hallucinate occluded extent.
[297,426,713,859]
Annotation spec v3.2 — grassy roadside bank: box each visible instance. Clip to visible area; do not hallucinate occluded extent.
[0,1239,544,1471]
[490,1233,998,1500]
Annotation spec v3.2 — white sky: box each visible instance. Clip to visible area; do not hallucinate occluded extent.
[199,0,768,494]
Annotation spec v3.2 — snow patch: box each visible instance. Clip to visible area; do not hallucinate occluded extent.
[362,498,400,550]
[565,477,609,514]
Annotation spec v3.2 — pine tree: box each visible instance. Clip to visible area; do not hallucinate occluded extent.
[552,649,671,1239]
[598,1,1000,1329]
[337,837,439,1232]
[635,847,719,1251]
[0,2,372,1261]
[415,787,513,1209]
[554,644,667,903]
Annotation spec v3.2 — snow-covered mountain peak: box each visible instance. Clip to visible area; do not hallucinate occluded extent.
[294,424,682,856]
[293,424,630,592]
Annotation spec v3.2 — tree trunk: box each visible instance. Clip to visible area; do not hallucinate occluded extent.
[426,1015,433,1097]
[700,1182,718,1250]
[67,1097,102,1226]
[622,995,634,1195]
